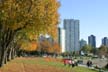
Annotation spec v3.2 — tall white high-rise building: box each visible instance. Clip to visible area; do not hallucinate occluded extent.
[58,28,65,53]
[64,19,80,52]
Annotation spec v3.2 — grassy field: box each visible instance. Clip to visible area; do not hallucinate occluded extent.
[0,57,98,72]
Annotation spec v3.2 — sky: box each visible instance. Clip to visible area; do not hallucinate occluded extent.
[58,0,108,47]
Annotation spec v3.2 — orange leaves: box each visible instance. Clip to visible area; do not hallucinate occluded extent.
[39,39,61,54]
[40,40,51,52]
[53,42,61,54]
[20,41,38,52]
[29,41,38,51]
[20,37,61,53]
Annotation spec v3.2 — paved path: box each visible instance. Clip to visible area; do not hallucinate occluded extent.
[82,58,108,68]
[78,64,94,69]
[78,59,108,72]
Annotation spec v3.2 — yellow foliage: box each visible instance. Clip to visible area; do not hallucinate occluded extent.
[0,0,60,50]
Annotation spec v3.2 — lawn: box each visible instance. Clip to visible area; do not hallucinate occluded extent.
[0,57,98,72]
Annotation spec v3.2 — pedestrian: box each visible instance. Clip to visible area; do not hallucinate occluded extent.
[87,60,93,67]
[89,60,92,67]
[87,60,90,67]
[74,58,78,66]
[72,60,75,67]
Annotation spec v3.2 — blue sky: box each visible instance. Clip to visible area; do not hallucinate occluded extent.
[58,0,108,47]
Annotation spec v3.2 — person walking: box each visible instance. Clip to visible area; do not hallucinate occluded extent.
[87,60,92,67]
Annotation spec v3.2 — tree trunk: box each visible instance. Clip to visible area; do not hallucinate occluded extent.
[7,48,12,61]
[11,47,15,60]
[0,49,8,67]
[0,28,15,67]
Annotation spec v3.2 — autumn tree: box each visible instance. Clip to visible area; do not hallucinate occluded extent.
[38,35,61,55]
[52,42,61,54]
[39,39,52,54]
[0,0,60,67]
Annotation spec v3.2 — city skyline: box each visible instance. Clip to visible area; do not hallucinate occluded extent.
[59,0,108,47]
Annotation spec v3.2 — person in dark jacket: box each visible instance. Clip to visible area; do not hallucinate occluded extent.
[87,60,92,67]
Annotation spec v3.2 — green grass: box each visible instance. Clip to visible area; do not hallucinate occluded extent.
[13,57,98,72]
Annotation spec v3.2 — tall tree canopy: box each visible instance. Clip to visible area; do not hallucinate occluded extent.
[0,0,60,67]
[0,0,59,38]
